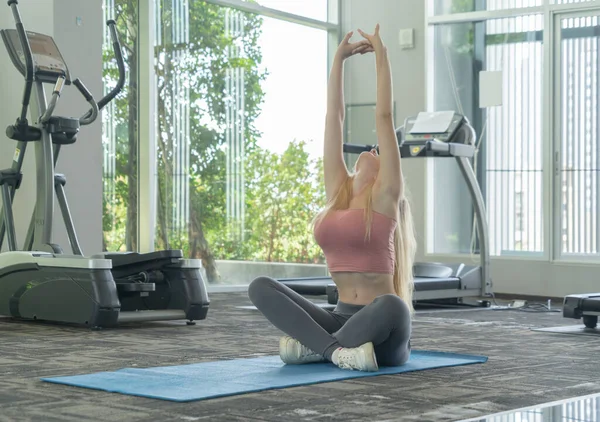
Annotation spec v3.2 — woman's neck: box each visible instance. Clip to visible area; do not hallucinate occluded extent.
[352,173,375,196]
[351,181,373,208]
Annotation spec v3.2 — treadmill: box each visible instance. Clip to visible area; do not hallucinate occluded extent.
[563,294,600,328]
[279,112,493,305]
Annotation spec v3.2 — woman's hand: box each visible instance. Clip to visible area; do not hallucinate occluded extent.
[358,24,385,52]
[335,31,375,61]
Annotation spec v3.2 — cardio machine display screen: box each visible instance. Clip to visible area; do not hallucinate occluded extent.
[26,33,67,75]
[403,112,464,143]
[1,29,68,80]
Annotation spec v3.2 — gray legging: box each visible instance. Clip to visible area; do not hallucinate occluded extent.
[248,276,412,367]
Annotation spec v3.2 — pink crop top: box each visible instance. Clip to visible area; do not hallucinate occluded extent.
[313,209,397,274]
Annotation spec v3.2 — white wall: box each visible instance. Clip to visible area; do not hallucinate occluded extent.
[341,0,428,260]
[341,0,600,299]
[0,0,103,254]
[52,0,103,255]
[0,0,55,249]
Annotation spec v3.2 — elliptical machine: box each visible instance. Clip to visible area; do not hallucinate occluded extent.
[0,0,210,328]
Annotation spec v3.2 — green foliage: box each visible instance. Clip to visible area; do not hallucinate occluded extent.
[102,0,139,252]
[210,141,326,264]
[450,0,475,13]
[102,0,327,282]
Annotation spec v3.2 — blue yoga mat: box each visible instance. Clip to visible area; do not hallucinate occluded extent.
[41,350,487,402]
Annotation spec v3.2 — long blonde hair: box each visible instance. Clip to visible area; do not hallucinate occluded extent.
[313,174,417,314]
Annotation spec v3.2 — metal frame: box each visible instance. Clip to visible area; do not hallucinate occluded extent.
[28,84,55,252]
[138,0,156,253]
[428,6,546,25]
[426,0,600,265]
[428,1,600,25]
[204,0,337,31]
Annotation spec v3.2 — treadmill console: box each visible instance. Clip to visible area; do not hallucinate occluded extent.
[402,112,465,143]
[397,112,475,158]
[1,29,70,84]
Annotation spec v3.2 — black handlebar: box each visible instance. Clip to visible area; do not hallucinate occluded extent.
[343,144,379,154]
[100,21,126,110]
[107,20,118,42]
[74,79,99,125]
[73,79,93,102]
[82,20,125,120]
[100,20,125,110]
[99,20,125,110]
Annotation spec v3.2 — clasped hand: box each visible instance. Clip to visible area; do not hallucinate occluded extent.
[335,24,385,61]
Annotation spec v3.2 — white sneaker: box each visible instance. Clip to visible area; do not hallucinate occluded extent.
[279,336,326,364]
[333,342,379,372]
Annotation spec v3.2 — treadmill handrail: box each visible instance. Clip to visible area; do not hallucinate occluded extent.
[455,123,491,294]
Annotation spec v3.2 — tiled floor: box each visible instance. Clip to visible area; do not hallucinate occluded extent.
[1,292,599,421]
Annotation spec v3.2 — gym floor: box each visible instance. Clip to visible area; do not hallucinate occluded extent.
[1,293,598,422]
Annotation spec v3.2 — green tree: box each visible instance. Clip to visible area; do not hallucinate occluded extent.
[102,0,138,253]
[102,0,327,283]
[245,141,326,264]
[153,1,266,282]
[210,141,326,264]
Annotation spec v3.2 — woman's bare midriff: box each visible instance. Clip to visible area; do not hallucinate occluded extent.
[331,272,395,305]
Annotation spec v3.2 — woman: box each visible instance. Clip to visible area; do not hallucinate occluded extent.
[248,24,416,372]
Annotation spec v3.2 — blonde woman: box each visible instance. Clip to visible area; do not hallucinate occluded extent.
[249,24,416,372]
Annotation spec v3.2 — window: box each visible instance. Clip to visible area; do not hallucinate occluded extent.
[153,0,330,284]
[429,15,544,256]
[429,22,479,254]
[429,1,600,262]
[558,14,600,256]
[101,0,139,252]
[485,15,544,256]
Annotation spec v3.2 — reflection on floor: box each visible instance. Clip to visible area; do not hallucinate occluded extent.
[460,392,600,422]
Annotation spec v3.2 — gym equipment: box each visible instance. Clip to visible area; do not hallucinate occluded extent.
[41,351,488,402]
[0,0,209,327]
[279,112,493,306]
[563,294,600,328]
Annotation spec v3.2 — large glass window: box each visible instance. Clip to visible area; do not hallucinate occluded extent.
[429,22,478,254]
[558,14,600,257]
[429,2,600,263]
[485,15,544,256]
[430,15,544,256]
[153,0,328,285]
[101,0,139,252]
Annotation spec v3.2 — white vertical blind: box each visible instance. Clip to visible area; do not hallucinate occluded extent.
[485,15,544,255]
[225,9,246,241]
[560,15,600,255]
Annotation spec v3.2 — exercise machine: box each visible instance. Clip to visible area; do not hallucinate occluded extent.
[0,0,209,327]
[563,294,600,328]
[279,112,493,306]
